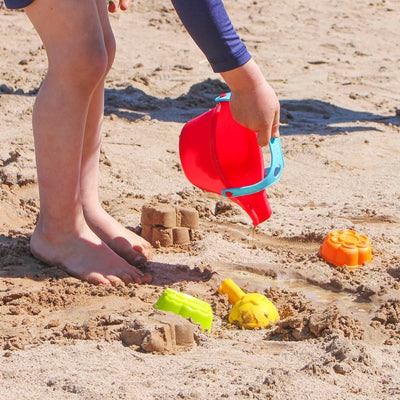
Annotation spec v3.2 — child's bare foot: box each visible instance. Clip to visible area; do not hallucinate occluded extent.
[83,205,152,266]
[30,219,152,285]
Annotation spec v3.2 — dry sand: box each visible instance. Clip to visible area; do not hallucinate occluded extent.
[1,0,400,399]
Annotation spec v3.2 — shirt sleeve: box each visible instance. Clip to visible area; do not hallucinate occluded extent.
[171,0,252,73]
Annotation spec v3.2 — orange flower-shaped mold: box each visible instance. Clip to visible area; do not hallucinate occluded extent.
[319,230,373,269]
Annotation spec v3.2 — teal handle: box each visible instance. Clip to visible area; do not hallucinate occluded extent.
[222,137,284,198]
[215,92,231,102]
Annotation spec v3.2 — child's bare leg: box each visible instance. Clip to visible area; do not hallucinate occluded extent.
[79,0,152,266]
[25,0,149,285]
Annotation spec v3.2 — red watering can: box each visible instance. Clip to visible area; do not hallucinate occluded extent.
[179,93,284,227]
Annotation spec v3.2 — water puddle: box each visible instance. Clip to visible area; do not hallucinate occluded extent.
[219,268,374,318]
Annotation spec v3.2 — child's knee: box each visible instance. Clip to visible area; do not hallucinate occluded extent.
[52,42,109,91]
[103,32,116,75]
[77,45,108,89]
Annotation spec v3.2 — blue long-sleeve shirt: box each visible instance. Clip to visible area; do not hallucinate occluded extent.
[172,0,251,72]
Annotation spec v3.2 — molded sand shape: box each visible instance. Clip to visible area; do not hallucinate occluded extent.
[141,205,199,247]
[218,279,279,329]
[154,288,213,331]
[319,229,373,269]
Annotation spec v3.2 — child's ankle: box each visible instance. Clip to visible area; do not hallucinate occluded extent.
[34,212,87,240]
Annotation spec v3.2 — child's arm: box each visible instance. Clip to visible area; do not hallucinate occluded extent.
[172,0,280,146]
[171,0,251,73]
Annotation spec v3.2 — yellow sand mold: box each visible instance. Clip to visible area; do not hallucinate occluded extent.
[218,279,280,329]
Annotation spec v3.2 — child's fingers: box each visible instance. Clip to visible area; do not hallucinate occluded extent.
[271,109,280,139]
[108,0,130,12]
[258,111,279,146]
[108,1,117,13]
[120,0,130,11]
[257,124,272,147]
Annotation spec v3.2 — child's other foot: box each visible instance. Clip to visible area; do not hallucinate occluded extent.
[83,205,152,266]
[30,221,152,285]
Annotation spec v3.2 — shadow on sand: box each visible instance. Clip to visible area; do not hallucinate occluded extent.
[2,78,398,134]
[103,78,399,135]
[0,233,214,286]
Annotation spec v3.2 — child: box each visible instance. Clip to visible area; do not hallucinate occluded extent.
[3,0,280,285]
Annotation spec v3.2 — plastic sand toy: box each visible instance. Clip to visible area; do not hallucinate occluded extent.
[319,229,373,269]
[218,279,280,329]
[179,92,284,227]
[154,288,213,331]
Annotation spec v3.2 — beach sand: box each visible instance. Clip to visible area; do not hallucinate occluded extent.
[1,0,400,399]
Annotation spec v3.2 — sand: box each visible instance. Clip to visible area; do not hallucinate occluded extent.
[1,0,400,399]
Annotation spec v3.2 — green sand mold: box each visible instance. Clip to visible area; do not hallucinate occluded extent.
[154,288,213,331]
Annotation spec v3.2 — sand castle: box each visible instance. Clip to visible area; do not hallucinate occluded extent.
[140,204,199,247]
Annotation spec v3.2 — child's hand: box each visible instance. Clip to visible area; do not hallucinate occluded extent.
[220,59,280,147]
[108,0,130,13]
[229,82,280,147]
